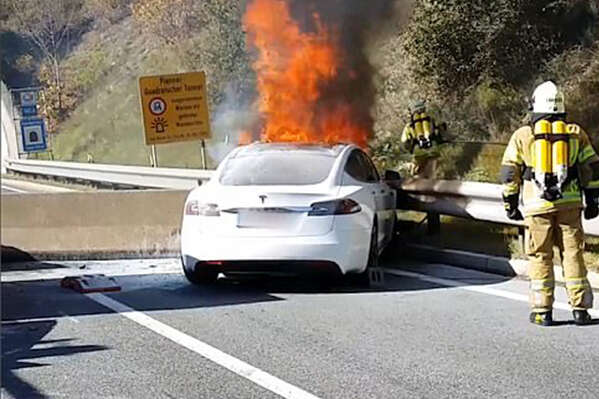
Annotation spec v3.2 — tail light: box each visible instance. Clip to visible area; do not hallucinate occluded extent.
[185,200,220,216]
[308,199,361,216]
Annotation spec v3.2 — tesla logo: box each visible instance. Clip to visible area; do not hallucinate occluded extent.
[259,195,267,204]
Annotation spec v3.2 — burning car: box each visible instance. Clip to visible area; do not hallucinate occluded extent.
[180,142,397,284]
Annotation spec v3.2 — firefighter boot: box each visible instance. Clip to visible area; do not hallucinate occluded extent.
[529,311,553,326]
[573,310,592,326]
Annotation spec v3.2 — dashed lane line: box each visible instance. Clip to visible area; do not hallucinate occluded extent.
[384,268,599,318]
[87,293,323,399]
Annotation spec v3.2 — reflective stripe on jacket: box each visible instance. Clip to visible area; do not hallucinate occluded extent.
[500,123,599,216]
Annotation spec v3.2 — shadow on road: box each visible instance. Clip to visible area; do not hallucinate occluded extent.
[1,320,108,399]
[2,257,514,322]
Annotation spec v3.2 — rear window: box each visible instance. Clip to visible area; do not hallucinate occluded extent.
[219,152,336,186]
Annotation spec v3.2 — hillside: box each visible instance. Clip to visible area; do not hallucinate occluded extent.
[48,19,217,167]
[1,0,598,177]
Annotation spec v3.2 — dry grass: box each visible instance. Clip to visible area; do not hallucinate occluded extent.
[398,211,599,273]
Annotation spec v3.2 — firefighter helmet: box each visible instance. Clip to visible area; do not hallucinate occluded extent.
[531,81,566,115]
[409,99,426,114]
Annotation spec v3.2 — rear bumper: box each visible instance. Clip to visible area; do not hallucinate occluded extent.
[182,257,342,277]
[181,228,370,275]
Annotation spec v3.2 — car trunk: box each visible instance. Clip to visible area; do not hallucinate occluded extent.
[205,185,339,237]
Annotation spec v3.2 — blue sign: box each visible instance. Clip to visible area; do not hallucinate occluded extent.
[19,90,37,107]
[21,105,37,117]
[20,118,47,152]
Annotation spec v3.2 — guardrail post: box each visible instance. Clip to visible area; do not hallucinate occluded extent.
[427,212,441,235]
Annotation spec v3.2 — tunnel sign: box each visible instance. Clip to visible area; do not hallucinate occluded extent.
[139,72,211,145]
[20,118,47,152]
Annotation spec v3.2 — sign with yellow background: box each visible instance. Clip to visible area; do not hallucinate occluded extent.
[139,72,211,145]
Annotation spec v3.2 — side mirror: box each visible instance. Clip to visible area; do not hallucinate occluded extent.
[384,170,401,181]
[197,179,203,186]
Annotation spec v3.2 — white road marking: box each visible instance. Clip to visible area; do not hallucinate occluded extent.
[1,263,180,283]
[58,310,80,324]
[87,293,322,399]
[1,184,28,193]
[385,268,599,318]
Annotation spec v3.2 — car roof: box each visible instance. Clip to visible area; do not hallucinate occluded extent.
[229,142,351,159]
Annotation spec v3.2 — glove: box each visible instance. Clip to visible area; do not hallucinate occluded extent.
[506,207,524,221]
[584,189,599,220]
[503,193,524,221]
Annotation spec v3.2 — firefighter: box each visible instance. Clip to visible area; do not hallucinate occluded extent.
[401,100,445,179]
[500,81,598,326]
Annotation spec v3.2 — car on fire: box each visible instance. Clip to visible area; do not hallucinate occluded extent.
[180,142,398,284]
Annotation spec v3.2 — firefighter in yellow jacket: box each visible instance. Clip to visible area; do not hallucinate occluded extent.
[401,100,445,178]
[501,81,598,326]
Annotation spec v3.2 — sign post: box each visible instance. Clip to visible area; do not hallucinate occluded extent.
[151,145,158,167]
[200,140,206,169]
[139,72,211,167]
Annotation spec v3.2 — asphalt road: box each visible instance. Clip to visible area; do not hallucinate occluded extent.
[2,258,599,399]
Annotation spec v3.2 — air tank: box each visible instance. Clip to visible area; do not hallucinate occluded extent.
[422,112,432,140]
[534,120,552,194]
[552,120,569,187]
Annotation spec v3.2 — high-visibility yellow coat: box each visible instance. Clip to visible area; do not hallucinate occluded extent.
[501,123,599,216]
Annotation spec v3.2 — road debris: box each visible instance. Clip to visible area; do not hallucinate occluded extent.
[61,274,121,293]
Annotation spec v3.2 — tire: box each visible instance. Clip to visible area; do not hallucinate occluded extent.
[181,258,218,285]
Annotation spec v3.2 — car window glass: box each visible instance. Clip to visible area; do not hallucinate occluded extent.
[345,150,369,182]
[220,152,335,186]
[359,152,380,182]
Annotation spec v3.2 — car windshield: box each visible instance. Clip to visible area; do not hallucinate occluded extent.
[219,150,336,186]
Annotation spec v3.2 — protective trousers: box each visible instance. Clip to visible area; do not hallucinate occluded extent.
[526,208,594,312]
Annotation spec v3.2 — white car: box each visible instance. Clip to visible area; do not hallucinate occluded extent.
[181,143,397,284]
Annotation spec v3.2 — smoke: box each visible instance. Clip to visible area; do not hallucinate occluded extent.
[207,84,260,164]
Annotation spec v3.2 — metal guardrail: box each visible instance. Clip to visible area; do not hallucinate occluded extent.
[6,159,213,190]
[400,178,599,237]
[7,159,599,236]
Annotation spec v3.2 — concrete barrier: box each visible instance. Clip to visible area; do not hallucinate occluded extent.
[1,190,188,259]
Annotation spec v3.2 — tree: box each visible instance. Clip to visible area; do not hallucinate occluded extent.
[132,0,196,45]
[5,0,86,110]
[403,0,598,96]
[85,0,132,24]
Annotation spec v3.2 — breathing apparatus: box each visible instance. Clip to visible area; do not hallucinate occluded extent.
[529,81,575,201]
[409,100,435,149]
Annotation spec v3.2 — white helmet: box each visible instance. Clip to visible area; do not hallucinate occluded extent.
[531,81,565,114]
[409,99,426,114]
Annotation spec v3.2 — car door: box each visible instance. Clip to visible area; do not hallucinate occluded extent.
[354,151,393,247]
[360,152,396,245]
[343,149,377,219]
[343,150,387,247]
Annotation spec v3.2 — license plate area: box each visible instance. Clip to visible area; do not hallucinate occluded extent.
[237,209,297,228]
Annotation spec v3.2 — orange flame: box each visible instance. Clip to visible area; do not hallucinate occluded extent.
[238,131,253,145]
[243,0,371,148]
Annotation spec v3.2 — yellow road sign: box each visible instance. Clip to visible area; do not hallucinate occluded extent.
[139,72,211,145]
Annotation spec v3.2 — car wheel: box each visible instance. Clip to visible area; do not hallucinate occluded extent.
[181,257,218,285]
[353,220,378,286]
